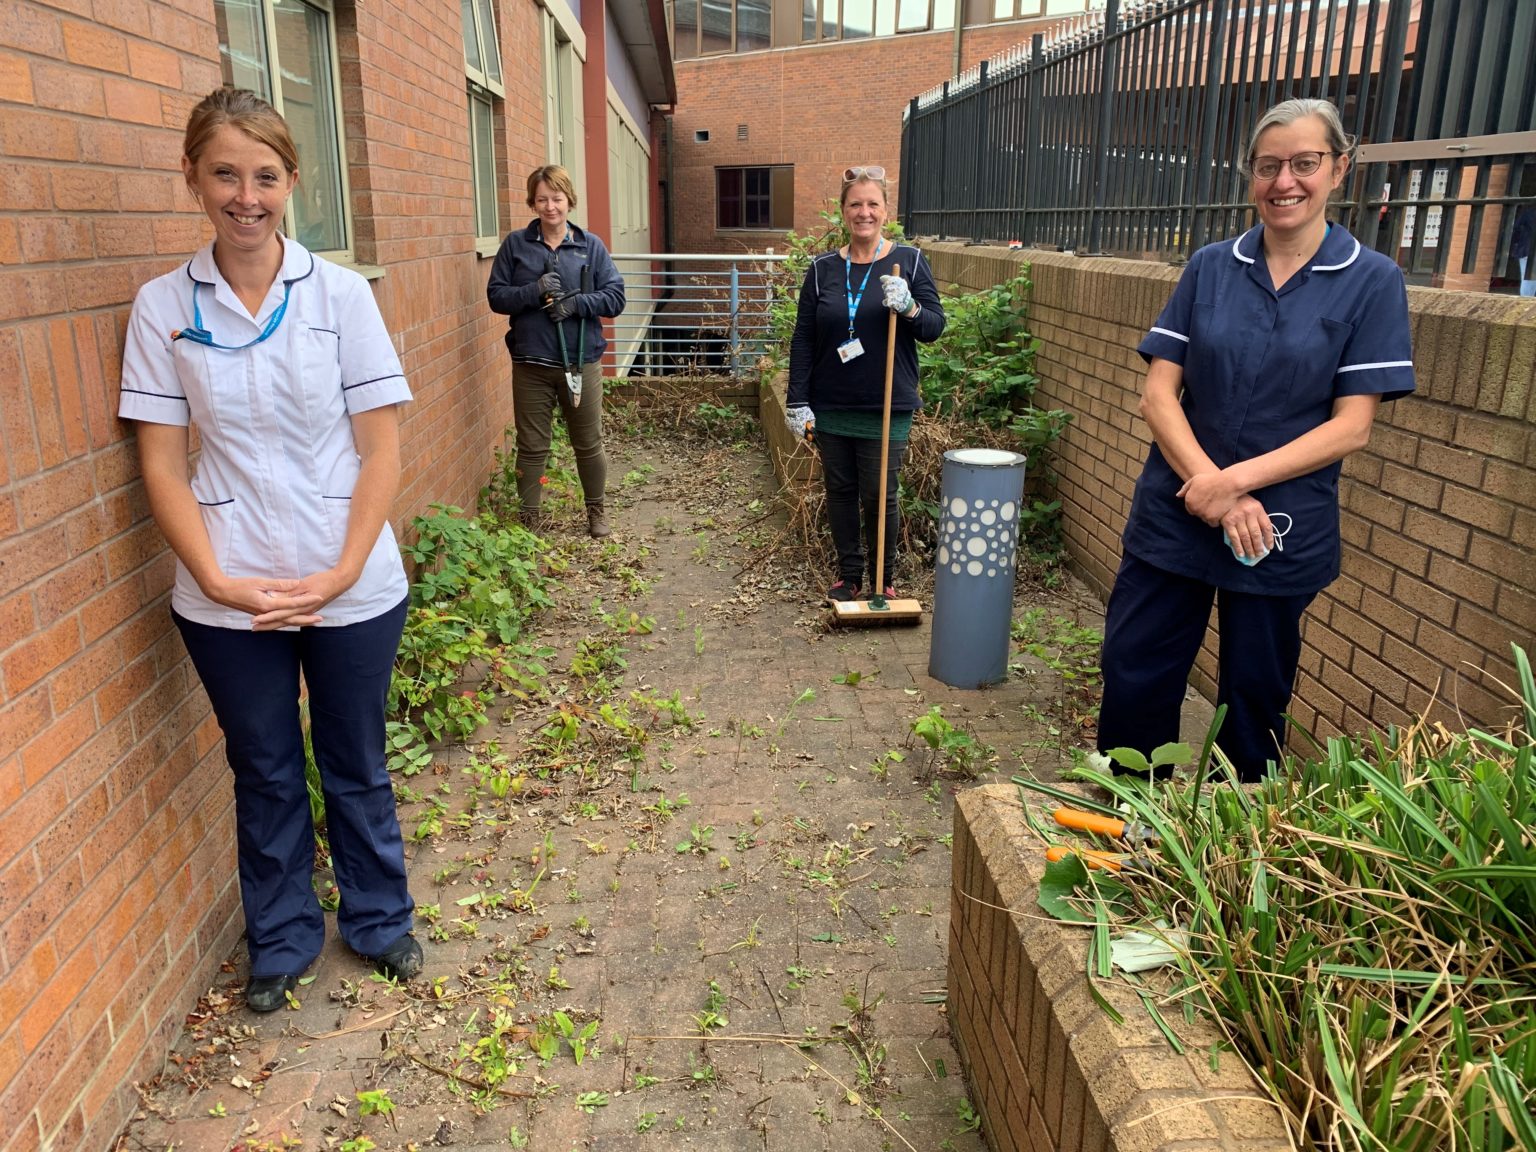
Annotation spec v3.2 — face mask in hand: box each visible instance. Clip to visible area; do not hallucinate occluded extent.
[1223,512,1292,566]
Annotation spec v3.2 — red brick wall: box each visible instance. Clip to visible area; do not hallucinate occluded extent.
[926,243,1536,743]
[668,20,1050,254]
[0,1,547,1147]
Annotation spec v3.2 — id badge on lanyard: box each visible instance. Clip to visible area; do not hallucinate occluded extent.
[839,239,883,364]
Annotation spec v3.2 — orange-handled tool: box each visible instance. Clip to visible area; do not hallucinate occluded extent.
[1053,807,1157,845]
[1045,844,1125,872]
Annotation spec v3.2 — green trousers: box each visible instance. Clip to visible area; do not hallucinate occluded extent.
[511,360,607,512]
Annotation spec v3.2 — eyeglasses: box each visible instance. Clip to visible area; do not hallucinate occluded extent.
[1250,151,1337,180]
[843,165,886,182]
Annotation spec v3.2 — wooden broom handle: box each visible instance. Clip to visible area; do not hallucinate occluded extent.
[873,263,900,597]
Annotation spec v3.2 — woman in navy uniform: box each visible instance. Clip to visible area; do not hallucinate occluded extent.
[1094,98,1415,782]
[120,89,422,1010]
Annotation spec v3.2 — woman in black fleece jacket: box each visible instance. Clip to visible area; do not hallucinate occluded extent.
[786,167,946,602]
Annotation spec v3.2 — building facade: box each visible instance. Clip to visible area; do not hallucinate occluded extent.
[663,0,1106,253]
[0,1,670,1148]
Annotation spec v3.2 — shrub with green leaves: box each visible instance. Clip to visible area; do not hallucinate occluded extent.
[387,503,554,770]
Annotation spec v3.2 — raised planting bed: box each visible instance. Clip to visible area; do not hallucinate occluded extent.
[949,784,1292,1152]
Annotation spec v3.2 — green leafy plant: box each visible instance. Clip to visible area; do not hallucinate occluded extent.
[909,706,990,777]
[675,822,715,856]
[355,1089,395,1120]
[387,503,553,768]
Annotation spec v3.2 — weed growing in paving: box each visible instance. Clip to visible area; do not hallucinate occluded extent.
[908,706,992,777]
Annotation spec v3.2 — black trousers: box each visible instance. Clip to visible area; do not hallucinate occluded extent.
[817,430,907,589]
[174,596,413,977]
[1096,553,1315,782]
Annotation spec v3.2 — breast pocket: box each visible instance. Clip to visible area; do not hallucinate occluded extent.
[295,324,345,424]
[1302,316,1355,409]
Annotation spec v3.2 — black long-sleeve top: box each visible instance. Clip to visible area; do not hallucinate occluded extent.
[786,243,946,412]
[486,220,626,366]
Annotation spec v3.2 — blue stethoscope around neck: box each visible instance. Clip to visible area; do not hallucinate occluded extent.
[172,278,292,350]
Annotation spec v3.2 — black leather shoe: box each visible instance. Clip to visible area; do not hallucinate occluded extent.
[372,934,423,981]
[246,974,299,1013]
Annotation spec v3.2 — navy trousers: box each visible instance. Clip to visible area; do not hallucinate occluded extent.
[174,596,413,977]
[1096,553,1315,782]
[818,430,907,589]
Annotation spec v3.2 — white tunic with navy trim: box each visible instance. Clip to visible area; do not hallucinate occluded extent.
[1127,223,1415,595]
[119,238,412,628]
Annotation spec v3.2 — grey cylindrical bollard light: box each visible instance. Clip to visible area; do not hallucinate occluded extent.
[928,448,1028,689]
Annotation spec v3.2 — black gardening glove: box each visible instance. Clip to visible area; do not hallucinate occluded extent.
[536,270,563,301]
[546,293,580,324]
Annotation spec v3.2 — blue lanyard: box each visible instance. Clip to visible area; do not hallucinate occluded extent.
[844,239,885,339]
[173,280,292,350]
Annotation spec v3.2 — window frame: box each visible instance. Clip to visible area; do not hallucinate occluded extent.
[796,0,957,45]
[214,0,357,264]
[714,164,794,231]
[673,0,773,59]
[463,0,505,253]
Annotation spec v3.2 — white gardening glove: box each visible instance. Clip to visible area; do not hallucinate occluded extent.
[880,274,914,316]
[785,404,815,442]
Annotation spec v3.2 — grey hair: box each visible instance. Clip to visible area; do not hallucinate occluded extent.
[1241,98,1356,177]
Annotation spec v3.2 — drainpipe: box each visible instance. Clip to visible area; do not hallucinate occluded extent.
[665,112,675,253]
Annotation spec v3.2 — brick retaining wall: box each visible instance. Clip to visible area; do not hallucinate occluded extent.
[952,784,1292,1152]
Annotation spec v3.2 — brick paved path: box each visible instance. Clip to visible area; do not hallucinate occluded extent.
[118,424,1119,1152]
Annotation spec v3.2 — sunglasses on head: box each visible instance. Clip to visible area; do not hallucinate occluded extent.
[843,165,886,182]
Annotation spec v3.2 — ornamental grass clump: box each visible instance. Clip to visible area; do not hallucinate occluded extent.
[1046,645,1535,1151]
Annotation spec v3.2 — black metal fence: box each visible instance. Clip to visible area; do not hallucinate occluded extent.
[899,0,1536,290]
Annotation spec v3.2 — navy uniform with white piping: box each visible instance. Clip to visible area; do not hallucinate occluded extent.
[120,237,415,978]
[1098,223,1414,778]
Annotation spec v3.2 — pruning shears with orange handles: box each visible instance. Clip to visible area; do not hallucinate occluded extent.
[1044,844,1133,872]
[1052,806,1159,847]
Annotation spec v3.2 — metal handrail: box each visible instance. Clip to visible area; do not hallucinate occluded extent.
[609,252,790,379]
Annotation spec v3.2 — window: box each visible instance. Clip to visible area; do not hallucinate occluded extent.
[214,0,349,255]
[673,0,772,59]
[716,166,793,230]
[543,17,577,171]
[462,0,504,247]
[991,0,1099,18]
[798,0,955,44]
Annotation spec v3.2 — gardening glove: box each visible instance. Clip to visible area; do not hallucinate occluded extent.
[546,292,579,324]
[785,404,815,442]
[880,274,915,316]
[536,269,564,301]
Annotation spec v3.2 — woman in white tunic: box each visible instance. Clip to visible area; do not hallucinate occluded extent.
[119,88,421,1012]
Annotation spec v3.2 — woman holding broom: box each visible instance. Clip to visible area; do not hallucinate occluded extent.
[786,166,946,604]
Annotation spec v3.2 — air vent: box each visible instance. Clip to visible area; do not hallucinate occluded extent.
[737,124,748,140]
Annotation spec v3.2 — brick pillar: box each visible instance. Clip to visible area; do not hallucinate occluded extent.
[580,0,611,244]
[1439,162,1509,292]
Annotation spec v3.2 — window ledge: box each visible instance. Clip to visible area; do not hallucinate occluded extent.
[476,237,501,258]
[318,253,387,280]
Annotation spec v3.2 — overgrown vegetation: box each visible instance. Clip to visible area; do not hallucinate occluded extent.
[1023,645,1536,1151]
[386,497,555,774]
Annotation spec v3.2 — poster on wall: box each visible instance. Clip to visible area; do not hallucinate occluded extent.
[1401,167,1449,248]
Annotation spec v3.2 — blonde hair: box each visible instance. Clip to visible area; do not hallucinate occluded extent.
[840,174,889,207]
[526,165,578,209]
[183,88,299,175]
